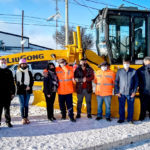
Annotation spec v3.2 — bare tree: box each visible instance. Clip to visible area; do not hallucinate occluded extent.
[53,26,93,49]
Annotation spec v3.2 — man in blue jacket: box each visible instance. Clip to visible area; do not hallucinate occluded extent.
[137,57,150,121]
[115,57,138,123]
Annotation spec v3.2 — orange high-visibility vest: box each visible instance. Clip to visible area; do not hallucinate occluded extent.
[56,65,74,95]
[94,69,116,96]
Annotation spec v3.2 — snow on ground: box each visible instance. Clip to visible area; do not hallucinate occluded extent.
[1,96,150,150]
[114,139,150,150]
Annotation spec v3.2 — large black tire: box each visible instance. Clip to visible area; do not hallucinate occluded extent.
[34,73,42,81]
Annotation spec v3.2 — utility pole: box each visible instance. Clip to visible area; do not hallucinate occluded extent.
[22,10,24,52]
[65,0,69,45]
[56,0,58,49]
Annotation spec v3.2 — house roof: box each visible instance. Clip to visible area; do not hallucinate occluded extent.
[0,31,53,50]
[0,31,29,39]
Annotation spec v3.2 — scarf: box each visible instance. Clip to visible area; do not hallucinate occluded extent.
[16,68,30,86]
[48,70,58,92]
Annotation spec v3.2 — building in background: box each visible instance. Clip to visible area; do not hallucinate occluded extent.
[0,31,52,56]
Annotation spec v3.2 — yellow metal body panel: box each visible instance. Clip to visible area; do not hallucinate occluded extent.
[1,50,69,66]
[33,87,140,121]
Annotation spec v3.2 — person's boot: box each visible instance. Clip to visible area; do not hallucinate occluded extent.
[117,120,124,123]
[22,118,26,125]
[48,118,54,122]
[106,118,112,122]
[52,117,56,120]
[95,117,102,121]
[139,114,145,121]
[61,115,66,120]
[139,116,145,121]
[76,114,81,119]
[70,117,76,122]
[87,114,92,119]
[128,120,134,124]
[25,118,30,124]
[6,122,13,128]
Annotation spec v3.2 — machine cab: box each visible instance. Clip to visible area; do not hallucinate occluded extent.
[93,7,150,64]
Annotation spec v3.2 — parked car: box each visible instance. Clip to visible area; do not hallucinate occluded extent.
[9,63,44,81]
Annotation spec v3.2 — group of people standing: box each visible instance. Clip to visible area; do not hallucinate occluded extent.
[43,56,150,124]
[0,56,150,128]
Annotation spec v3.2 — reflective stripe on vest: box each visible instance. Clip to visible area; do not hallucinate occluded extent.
[57,70,71,75]
[68,70,71,75]
[59,79,72,82]
[56,71,63,74]
[64,79,72,81]
[97,83,101,85]
[103,83,113,86]
[105,75,113,78]
[96,75,102,77]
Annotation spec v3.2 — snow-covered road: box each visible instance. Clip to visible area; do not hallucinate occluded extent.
[1,96,150,150]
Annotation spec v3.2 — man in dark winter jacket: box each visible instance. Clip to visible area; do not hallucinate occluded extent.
[74,58,94,119]
[137,56,150,121]
[0,58,15,128]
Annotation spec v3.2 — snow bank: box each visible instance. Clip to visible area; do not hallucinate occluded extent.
[1,96,150,150]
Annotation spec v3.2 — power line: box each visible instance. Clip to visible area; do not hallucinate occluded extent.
[81,0,95,16]
[0,17,47,25]
[0,13,47,20]
[84,0,117,8]
[122,0,150,10]
[0,17,47,24]
[24,15,46,20]
[0,21,92,30]
[72,0,117,10]
[0,21,59,27]
[0,13,21,17]
[73,0,99,10]
[0,13,91,28]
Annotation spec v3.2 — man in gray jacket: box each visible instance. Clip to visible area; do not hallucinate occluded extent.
[115,57,138,123]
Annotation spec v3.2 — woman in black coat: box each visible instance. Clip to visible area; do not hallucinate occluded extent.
[43,62,58,121]
[15,58,34,124]
[0,58,16,128]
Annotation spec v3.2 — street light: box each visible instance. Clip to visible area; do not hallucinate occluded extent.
[47,12,61,21]
[47,12,61,49]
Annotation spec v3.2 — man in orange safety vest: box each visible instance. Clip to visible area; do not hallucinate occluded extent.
[94,61,115,121]
[56,59,76,122]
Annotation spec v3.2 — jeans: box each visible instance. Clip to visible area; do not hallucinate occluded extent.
[118,95,135,121]
[97,96,111,118]
[58,94,74,119]
[18,94,30,119]
[77,89,92,115]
